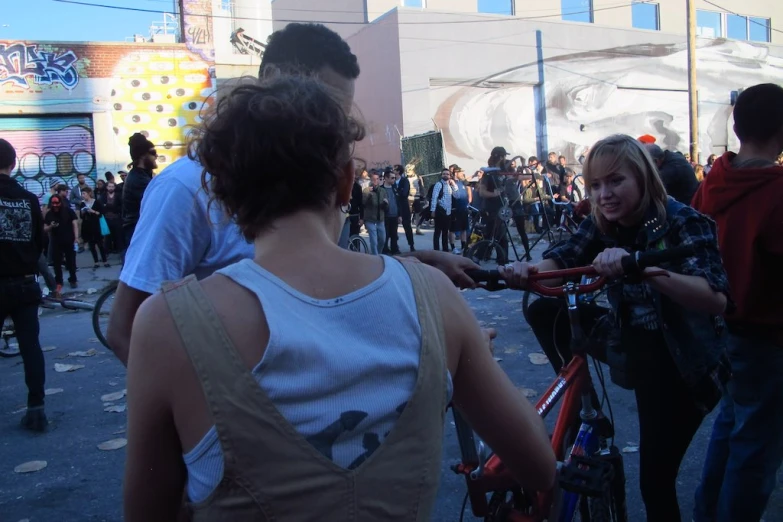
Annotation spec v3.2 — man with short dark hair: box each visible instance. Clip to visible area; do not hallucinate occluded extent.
[108,23,478,366]
[692,83,783,522]
[0,138,48,431]
[645,143,699,205]
[393,164,415,252]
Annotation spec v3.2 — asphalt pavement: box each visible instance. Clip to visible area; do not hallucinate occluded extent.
[1,226,781,521]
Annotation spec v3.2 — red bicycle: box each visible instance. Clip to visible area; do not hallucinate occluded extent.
[455,247,694,521]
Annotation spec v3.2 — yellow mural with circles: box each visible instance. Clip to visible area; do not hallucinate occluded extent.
[109,49,214,170]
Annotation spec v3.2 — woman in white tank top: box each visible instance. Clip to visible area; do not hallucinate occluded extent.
[123,74,555,521]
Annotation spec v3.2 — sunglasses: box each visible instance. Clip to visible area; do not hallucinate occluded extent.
[149,150,158,157]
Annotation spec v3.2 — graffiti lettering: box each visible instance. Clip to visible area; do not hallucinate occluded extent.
[186,22,212,45]
[0,43,80,90]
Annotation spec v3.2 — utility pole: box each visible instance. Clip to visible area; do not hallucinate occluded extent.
[686,0,699,162]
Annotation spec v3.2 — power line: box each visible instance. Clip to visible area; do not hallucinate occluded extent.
[702,0,782,36]
[52,0,646,25]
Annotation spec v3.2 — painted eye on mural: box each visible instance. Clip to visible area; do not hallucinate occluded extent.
[126,114,152,125]
[171,87,194,98]
[136,92,162,102]
[182,101,201,112]
[161,117,186,128]
[151,75,178,86]
[148,61,175,72]
[151,103,175,114]
[127,79,148,89]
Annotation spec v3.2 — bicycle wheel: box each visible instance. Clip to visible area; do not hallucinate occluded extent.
[466,240,508,269]
[348,235,369,254]
[92,282,118,350]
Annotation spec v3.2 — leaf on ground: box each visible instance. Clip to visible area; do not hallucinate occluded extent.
[44,388,64,396]
[492,315,508,320]
[518,387,538,398]
[113,427,126,435]
[87,288,98,295]
[528,353,549,365]
[97,438,127,451]
[104,404,126,413]
[503,347,518,355]
[505,299,518,304]
[101,390,126,402]
[54,363,85,373]
[475,297,485,301]
[493,357,503,362]
[622,446,639,453]
[488,322,497,326]
[68,349,97,357]
[42,346,57,352]
[87,337,100,344]
[486,295,501,299]
[14,460,47,473]
[108,381,118,386]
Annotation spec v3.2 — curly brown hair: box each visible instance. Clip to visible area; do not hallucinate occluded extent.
[189,75,365,240]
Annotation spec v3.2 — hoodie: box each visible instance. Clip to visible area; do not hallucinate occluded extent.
[692,152,783,332]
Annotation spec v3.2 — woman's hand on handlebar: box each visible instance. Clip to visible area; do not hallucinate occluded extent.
[498,261,538,289]
[592,248,631,279]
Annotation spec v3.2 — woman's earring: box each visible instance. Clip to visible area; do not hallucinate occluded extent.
[340,202,351,214]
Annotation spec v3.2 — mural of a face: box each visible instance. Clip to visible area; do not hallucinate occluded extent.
[435,40,783,170]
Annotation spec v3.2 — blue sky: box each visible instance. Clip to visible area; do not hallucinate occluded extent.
[0,0,175,42]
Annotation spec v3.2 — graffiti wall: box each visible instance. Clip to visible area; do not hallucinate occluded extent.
[0,39,215,198]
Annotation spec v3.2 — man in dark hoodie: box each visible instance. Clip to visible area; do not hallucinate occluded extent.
[692,83,783,522]
[646,143,699,205]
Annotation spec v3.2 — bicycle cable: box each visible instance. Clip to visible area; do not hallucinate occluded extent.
[458,491,469,522]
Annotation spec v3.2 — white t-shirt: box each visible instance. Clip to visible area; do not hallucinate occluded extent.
[120,157,254,294]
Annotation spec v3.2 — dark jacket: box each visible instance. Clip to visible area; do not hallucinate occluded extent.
[396,176,411,216]
[659,151,699,205]
[692,152,783,336]
[100,191,122,221]
[545,198,730,388]
[0,175,44,277]
[80,199,106,244]
[362,186,388,223]
[121,166,153,228]
[350,181,363,219]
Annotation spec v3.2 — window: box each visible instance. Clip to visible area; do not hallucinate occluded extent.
[749,17,771,42]
[632,1,659,30]
[696,10,722,38]
[477,0,513,15]
[561,0,592,23]
[403,0,423,7]
[727,14,748,40]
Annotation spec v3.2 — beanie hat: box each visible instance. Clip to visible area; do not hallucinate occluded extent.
[128,133,154,163]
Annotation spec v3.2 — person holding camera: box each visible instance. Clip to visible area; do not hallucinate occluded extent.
[430,168,455,251]
[479,147,509,251]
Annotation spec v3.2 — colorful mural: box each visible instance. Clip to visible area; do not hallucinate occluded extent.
[0,39,215,199]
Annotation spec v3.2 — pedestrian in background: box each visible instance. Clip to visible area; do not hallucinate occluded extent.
[0,138,48,432]
[80,186,109,269]
[44,195,79,293]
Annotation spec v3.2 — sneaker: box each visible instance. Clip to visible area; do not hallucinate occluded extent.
[69,280,78,289]
[20,407,48,432]
[452,247,463,255]
[93,264,99,269]
[415,229,424,236]
[104,262,111,268]
[409,245,416,252]
[55,284,63,298]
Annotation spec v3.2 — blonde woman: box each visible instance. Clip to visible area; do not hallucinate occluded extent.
[501,134,730,522]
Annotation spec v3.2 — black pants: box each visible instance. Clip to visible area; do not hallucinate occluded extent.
[511,212,532,260]
[105,216,123,253]
[384,216,399,254]
[433,208,450,251]
[399,204,414,248]
[50,241,77,286]
[0,278,45,408]
[349,215,361,237]
[527,298,704,522]
[88,240,107,264]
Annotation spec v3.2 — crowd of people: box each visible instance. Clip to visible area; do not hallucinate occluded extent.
[0,20,781,522]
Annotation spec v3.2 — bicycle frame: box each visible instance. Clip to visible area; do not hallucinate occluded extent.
[453,279,614,521]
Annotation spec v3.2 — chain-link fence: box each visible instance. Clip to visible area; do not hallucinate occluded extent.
[401,130,444,193]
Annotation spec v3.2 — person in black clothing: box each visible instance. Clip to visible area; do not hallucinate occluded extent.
[0,138,48,431]
[502,161,533,261]
[122,133,157,248]
[645,144,699,205]
[478,147,509,254]
[79,186,109,268]
[430,168,454,251]
[381,169,401,254]
[100,180,123,253]
[545,151,567,189]
[393,164,415,252]
[44,195,79,291]
[349,168,364,237]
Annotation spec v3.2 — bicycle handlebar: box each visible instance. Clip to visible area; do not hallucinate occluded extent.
[465,245,697,295]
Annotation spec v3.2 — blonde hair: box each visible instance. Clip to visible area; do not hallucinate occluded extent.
[694,164,705,182]
[583,134,668,233]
